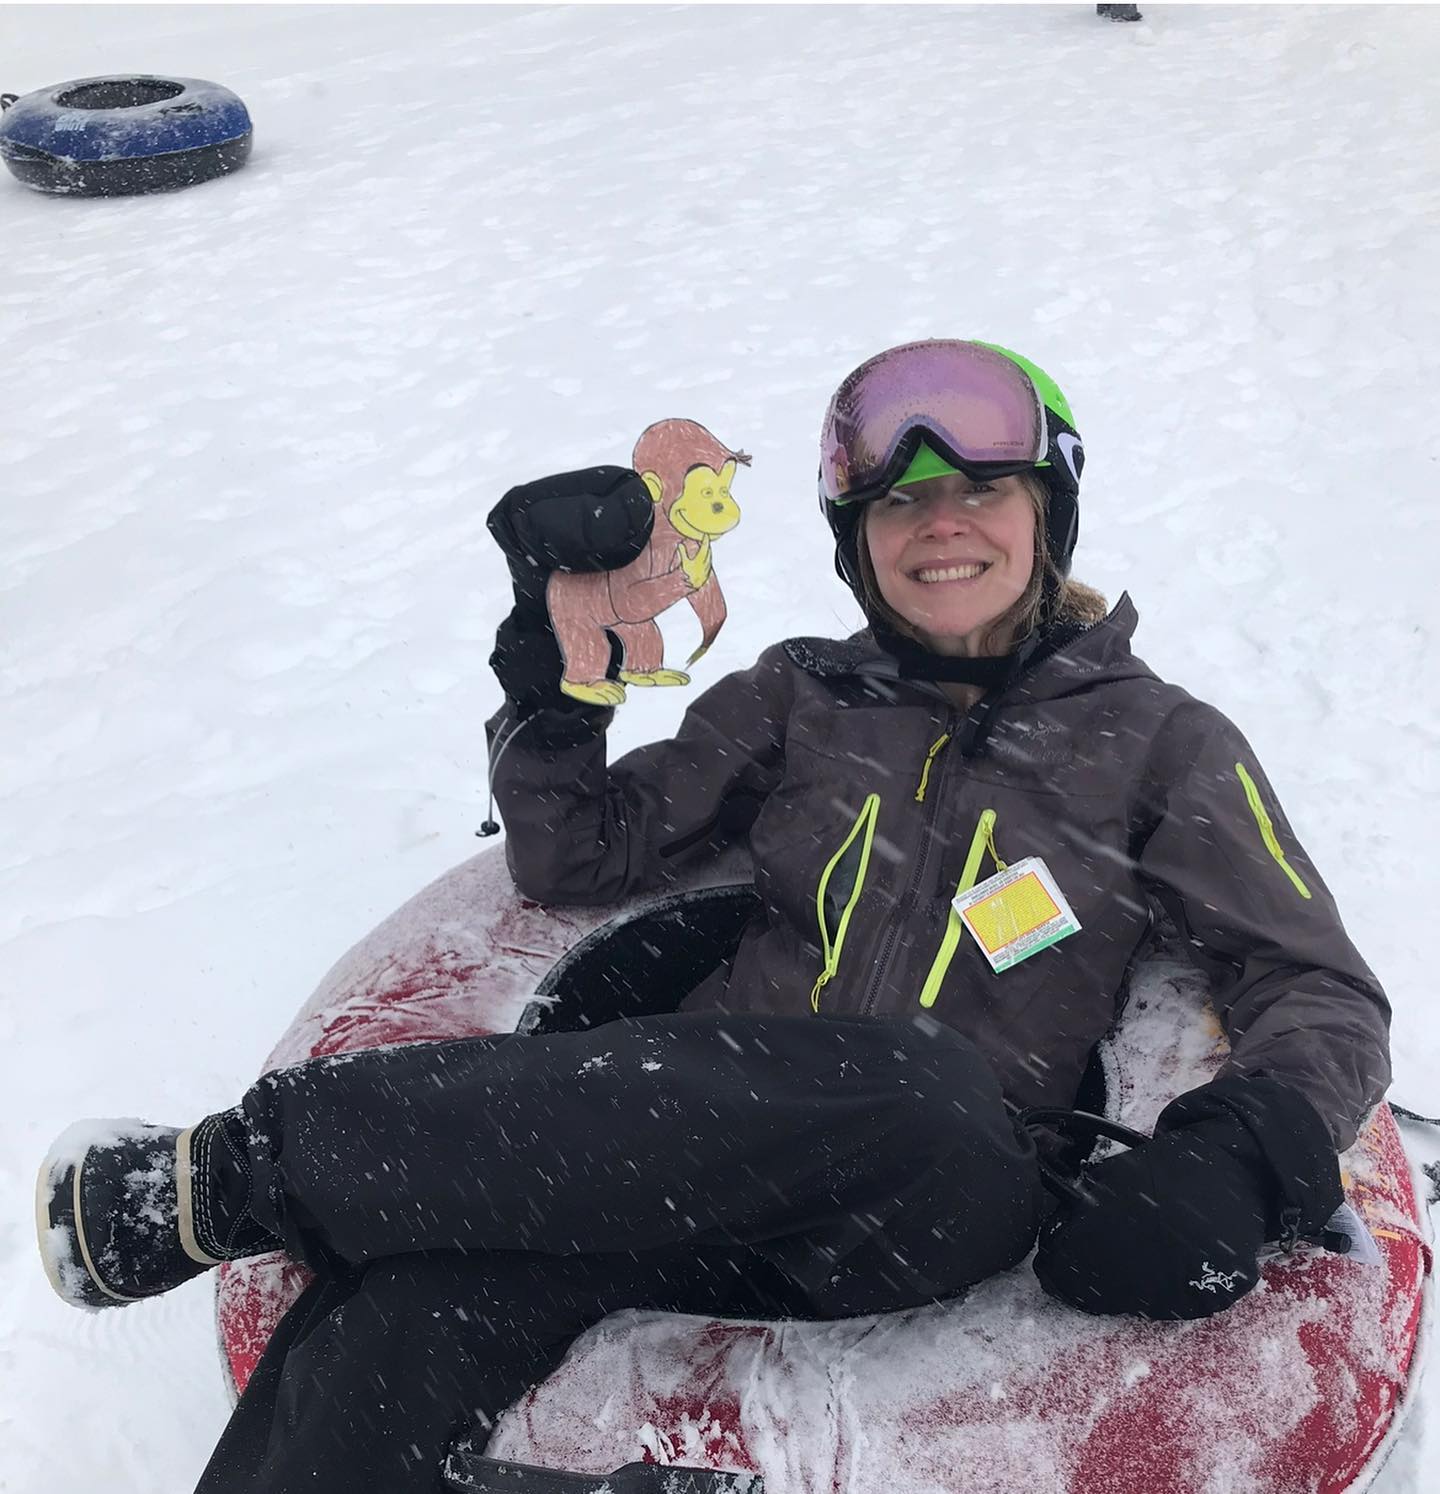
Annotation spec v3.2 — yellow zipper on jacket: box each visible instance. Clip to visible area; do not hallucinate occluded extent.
[915,732,951,803]
[1235,762,1312,900]
[810,793,881,1012]
[919,808,1003,1009]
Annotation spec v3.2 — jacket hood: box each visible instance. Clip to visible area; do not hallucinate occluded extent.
[781,593,1156,758]
[782,593,1151,703]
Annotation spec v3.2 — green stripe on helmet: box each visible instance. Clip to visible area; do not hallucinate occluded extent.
[891,439,965,489]
[974,340,1076,428]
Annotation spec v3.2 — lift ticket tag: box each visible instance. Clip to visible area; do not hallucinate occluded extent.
[952,856,1081,974]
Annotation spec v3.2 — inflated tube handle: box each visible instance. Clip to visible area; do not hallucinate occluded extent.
[1018,1106,1152,1206]
[443,1452,763,1493]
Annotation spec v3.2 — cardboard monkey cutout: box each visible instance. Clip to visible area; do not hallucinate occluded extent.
[544,419,748,706]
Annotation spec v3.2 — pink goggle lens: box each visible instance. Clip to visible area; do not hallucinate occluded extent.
[819,341,1045,503]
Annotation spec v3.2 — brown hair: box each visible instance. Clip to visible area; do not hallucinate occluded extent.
[855,473,1108,653]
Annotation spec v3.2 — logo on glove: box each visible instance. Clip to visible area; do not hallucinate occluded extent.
[1188,1261,1244,1295]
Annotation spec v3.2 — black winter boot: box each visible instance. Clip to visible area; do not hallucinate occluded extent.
[36,1112,278,1309]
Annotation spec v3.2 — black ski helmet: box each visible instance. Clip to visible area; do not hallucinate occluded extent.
[819,340,1085,611]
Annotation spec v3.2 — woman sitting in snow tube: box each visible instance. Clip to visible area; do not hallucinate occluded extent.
[210,862,1425,1493]
[38,341,1397,1494]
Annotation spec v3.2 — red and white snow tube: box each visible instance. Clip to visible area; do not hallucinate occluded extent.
[217,847,1431,1494]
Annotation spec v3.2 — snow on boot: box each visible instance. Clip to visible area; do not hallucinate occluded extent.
[36,1114,273,1309]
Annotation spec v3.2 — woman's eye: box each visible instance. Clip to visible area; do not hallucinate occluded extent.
[882,492,916,507]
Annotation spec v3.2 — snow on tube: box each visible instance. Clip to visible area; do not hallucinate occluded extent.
[216,846,1432,1494]
[0,76,251,196]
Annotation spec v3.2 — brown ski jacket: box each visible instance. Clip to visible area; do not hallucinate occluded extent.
[488,595,1390,1150]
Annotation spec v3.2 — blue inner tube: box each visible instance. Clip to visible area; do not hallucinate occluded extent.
[0,75,252,196]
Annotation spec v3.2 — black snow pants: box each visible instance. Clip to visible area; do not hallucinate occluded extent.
[195,1012,1041,1494]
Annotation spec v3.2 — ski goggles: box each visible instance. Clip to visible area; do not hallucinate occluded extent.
[818,340,1049,507]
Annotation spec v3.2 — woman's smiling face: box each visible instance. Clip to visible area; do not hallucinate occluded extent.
[862,472,1037,657]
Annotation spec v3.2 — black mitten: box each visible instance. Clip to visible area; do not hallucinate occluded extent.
[486,466,653,723]
[487,465,654,615]
[1032,1075,1343,1320]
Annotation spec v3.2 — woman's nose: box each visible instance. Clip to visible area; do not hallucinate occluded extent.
[916,494,975,535]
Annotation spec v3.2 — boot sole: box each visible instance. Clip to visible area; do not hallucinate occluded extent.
[35,1141,141,1309]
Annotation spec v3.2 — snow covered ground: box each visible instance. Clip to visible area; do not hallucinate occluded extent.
[2,3,1438,1490]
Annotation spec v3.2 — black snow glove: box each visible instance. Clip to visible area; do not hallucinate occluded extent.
[486,466,653,726]
[1032,1075,1344,1321]
[487,464,654,610]
[488,609,610,734]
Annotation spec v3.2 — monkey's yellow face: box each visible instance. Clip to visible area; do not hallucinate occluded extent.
[669,462,742,541]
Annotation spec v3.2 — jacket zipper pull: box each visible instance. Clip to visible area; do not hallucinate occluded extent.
[980,812,1007,874]
[914,731,952,803]
[810,969,833,1013]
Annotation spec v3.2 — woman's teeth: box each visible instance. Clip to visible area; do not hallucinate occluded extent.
[914,563,990,584]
